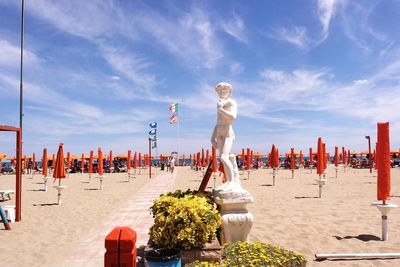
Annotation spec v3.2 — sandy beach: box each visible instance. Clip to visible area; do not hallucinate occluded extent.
[173,165,400,266]
[1,165,400,266]
[0,170,152,267]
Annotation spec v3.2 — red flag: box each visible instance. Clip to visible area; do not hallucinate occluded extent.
[169,114,178,124]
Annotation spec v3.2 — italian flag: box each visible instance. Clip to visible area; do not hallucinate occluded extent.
[169,103,178,113]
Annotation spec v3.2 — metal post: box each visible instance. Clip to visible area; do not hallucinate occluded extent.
[16,130,22,221]
[149,138,152,178]
[365,136,372,173]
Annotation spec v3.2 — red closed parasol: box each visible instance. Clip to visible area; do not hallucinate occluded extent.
[53,144,66,184]
[309,147,313,166]
[246,148,251,170]
[67,152,71,169]
[201,149,205,167]
[377,122,391,201]
[89,150,94,173]
[127,150,131,170]
[342,147,346,165]
[42,148,48,177]
[32,153,36,170]
[317,138,324,175]
[212,146,217,172]
[98,147,103,176]
[334,147,338,167]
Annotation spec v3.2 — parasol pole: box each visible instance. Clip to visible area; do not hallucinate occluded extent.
[316,253,400,261]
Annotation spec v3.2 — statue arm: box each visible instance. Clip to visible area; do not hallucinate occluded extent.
[218,100,237,122]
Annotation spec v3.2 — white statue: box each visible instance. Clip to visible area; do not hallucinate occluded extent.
[211,82,248,196]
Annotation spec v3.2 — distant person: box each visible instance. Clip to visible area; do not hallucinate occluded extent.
[170,157,175,173]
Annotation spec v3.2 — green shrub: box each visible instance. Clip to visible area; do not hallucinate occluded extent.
[149,190,221,250]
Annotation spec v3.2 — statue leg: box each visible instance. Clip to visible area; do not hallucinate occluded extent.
[229,154,240,184]
[218,137,234,183]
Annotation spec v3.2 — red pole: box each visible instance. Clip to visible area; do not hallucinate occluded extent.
[212,146,217,172]
[16,129,22,221]
[148,138,151,178]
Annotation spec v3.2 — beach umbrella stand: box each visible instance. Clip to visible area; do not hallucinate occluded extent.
[127,170,136,182]
[44,175,48,192]
[371,202,398,241]
[98,176,104,190]
[272,168,276,186]
[317,176,326,198]
[54,181,67,205]
[370,122,398,241]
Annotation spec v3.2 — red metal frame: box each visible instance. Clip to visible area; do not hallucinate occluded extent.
[0,125,22,222]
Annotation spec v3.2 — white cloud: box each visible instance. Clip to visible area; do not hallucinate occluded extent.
[269,26,309,48]
[0,73,103,119]
[317,0,340,41]
[220,13,248,43]
[0,39,40,68]
[99,45,156,90]
[230,62,244,74]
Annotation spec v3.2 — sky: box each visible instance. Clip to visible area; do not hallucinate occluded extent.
[1,0,400,157]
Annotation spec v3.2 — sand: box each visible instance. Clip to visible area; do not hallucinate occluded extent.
[173,165,400,266]
[0,170,151,267]
[1,165,400,266]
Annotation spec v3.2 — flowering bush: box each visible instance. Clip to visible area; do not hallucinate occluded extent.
[149,190,221,250]
[184,241,306,267]
[222,241,306,266]
[185,261,221,267]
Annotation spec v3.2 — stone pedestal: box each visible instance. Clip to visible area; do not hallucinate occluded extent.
[213,186,254,245]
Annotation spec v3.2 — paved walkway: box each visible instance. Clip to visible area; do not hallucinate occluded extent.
[62,171,176,267]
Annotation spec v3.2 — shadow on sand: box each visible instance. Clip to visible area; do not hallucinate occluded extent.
[27,189,45,192]
[295,196,319,199]
[33,203,58,206]
[260,184,273,187]
[333,234,380,242]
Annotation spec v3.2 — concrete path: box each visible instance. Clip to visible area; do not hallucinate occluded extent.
[62,171,176,267]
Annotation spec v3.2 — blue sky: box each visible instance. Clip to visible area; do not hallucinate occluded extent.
[1,0,400,156]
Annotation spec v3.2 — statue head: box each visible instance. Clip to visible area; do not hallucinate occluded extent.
[215,82,232,99]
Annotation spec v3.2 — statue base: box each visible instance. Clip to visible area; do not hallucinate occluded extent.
[212,185,254,245]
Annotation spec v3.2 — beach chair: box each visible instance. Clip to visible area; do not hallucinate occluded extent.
[0,190,15,201]
[0,205,15,223]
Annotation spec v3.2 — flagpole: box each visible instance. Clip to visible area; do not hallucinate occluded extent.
[177,102,180,164]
